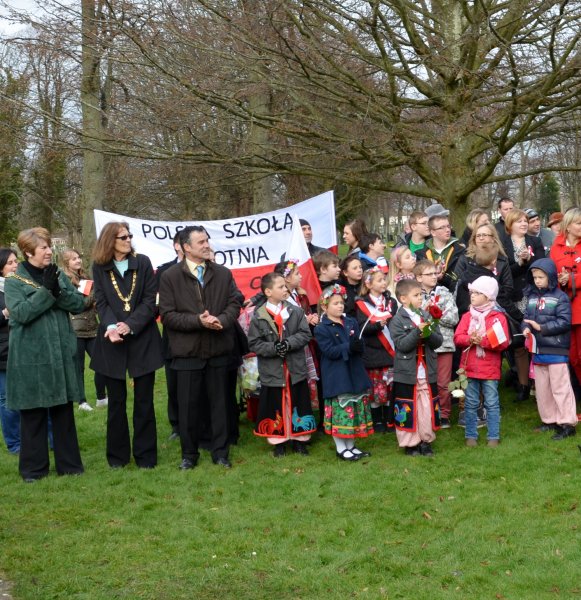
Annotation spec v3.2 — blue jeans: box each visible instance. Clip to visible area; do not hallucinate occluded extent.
[0,370,21,453]
[464,378,500,441]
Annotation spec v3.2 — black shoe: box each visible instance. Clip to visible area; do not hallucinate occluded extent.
[419,442,434,457]
[179,458,197,470]
[292,441,309,455]
[336,449,360,461]
[22,475,47,483]
[213,457,232,468]
[168,431,180,442]
[137,464,156,470]
[351,447,371,457]
[405,445,421,456]
[440,418,450,429]
[515,384,530,402]
[552,425,577,441]
[533,423,557,433]
[109,463,127,470]
[273,443,286,458]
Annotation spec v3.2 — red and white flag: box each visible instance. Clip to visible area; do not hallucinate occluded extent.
[525,332,538,354]
[285,214,322,305]
[486,320,508,348]
[78,279,93,296]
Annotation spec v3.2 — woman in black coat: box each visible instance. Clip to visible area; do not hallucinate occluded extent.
[91,222,163,469]
[498,209,545,310]
[455,223,519,321]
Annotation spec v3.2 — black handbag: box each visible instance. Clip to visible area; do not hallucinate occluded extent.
[505,314,525,348]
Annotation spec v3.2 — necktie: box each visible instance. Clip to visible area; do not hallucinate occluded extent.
[196,265,204,287]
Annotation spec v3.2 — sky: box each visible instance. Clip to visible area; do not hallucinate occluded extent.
[0,0,42,34]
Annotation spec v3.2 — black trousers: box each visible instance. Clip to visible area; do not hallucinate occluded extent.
[177,365,230,462]
[76,337,107,402]
[19,402,83,480]
[164,359,179,433]
[105,373,157,468]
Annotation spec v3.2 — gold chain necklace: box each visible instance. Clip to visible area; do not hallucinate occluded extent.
[109,270,137,312]
[7,272,41,288]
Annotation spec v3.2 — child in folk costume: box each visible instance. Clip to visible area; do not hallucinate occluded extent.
[387,246,417,298]
[454,276,510,447]
[522,258,578,440]
[414,259,459,429]
[274,259,320,410]
[388,279,443,456]
[356,267,398,433]
[339,255,363,318]
[315,285,374,461]
[248,273,316,457]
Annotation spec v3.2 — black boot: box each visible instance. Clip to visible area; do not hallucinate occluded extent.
[383,403,395,432]
[292,440,309,455]
[371,407,386,433]
[515,384,530,402]
[552,425,577,440]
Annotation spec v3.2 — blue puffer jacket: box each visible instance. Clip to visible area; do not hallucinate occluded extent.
[522,258,571,356]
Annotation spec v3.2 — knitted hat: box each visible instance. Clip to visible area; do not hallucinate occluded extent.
[425,202,450,218]
[524,208,539,220]
[547,212,563,227]
[468,276,499,301]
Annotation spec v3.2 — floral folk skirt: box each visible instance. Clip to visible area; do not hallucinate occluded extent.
[323,393,374,438]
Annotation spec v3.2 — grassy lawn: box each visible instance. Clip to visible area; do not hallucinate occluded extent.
[1,371,581,600]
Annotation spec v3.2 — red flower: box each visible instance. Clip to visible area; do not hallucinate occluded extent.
[428,304,443,319]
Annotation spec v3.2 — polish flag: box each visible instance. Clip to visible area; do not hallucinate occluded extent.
[486,320,508,348]
[285,214,322,305]
[525,333,538,354]
[78,279,93,296]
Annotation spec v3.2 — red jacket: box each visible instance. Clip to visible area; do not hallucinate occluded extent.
[550,234,581,325]
[454,309,510,380]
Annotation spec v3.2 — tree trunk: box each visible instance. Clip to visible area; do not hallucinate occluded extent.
[80,0,106,260]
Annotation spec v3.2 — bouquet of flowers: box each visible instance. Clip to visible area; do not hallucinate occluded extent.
[416,295,443,338]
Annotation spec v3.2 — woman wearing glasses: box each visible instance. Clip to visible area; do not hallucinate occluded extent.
[455,223,521,322]
[91,222,163,469]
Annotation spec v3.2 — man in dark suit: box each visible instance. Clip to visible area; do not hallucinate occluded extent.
[156,231,184,441]
[159,226,242,470]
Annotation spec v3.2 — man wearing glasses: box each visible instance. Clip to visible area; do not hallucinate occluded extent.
[416,215,465,292]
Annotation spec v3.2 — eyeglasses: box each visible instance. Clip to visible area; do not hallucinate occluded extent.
[420,272,438,276]
[414,221,429,226]
[475,233,493,239]
[116,234,134,241]
[432,225,451,231]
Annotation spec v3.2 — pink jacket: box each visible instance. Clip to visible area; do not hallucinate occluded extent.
[454,309,510,380]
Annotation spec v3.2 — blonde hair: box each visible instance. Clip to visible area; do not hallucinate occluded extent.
[466,223,506,258]
[61,249,87,286]
[465,209,489,231]
[561,207,581,237]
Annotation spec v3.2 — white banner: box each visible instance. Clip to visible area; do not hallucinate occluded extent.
[94,190,337,297]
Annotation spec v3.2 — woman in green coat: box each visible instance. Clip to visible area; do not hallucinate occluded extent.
[5,228,86,482]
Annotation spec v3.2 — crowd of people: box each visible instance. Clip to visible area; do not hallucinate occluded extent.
[0,202,579,481]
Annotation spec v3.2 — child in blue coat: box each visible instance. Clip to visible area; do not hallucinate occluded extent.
[314,284,373,461]
[522,258,578,440]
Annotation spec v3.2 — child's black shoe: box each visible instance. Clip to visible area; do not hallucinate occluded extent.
[405,445,421,456]
[273,443,287,457]
[552,425,576,440]
[419,442,434,457]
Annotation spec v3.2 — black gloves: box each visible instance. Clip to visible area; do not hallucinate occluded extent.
[349,338,364,354]
[42,264,60,296]
[275,339,290,358]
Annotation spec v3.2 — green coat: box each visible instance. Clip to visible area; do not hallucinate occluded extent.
[5,264,86,410]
